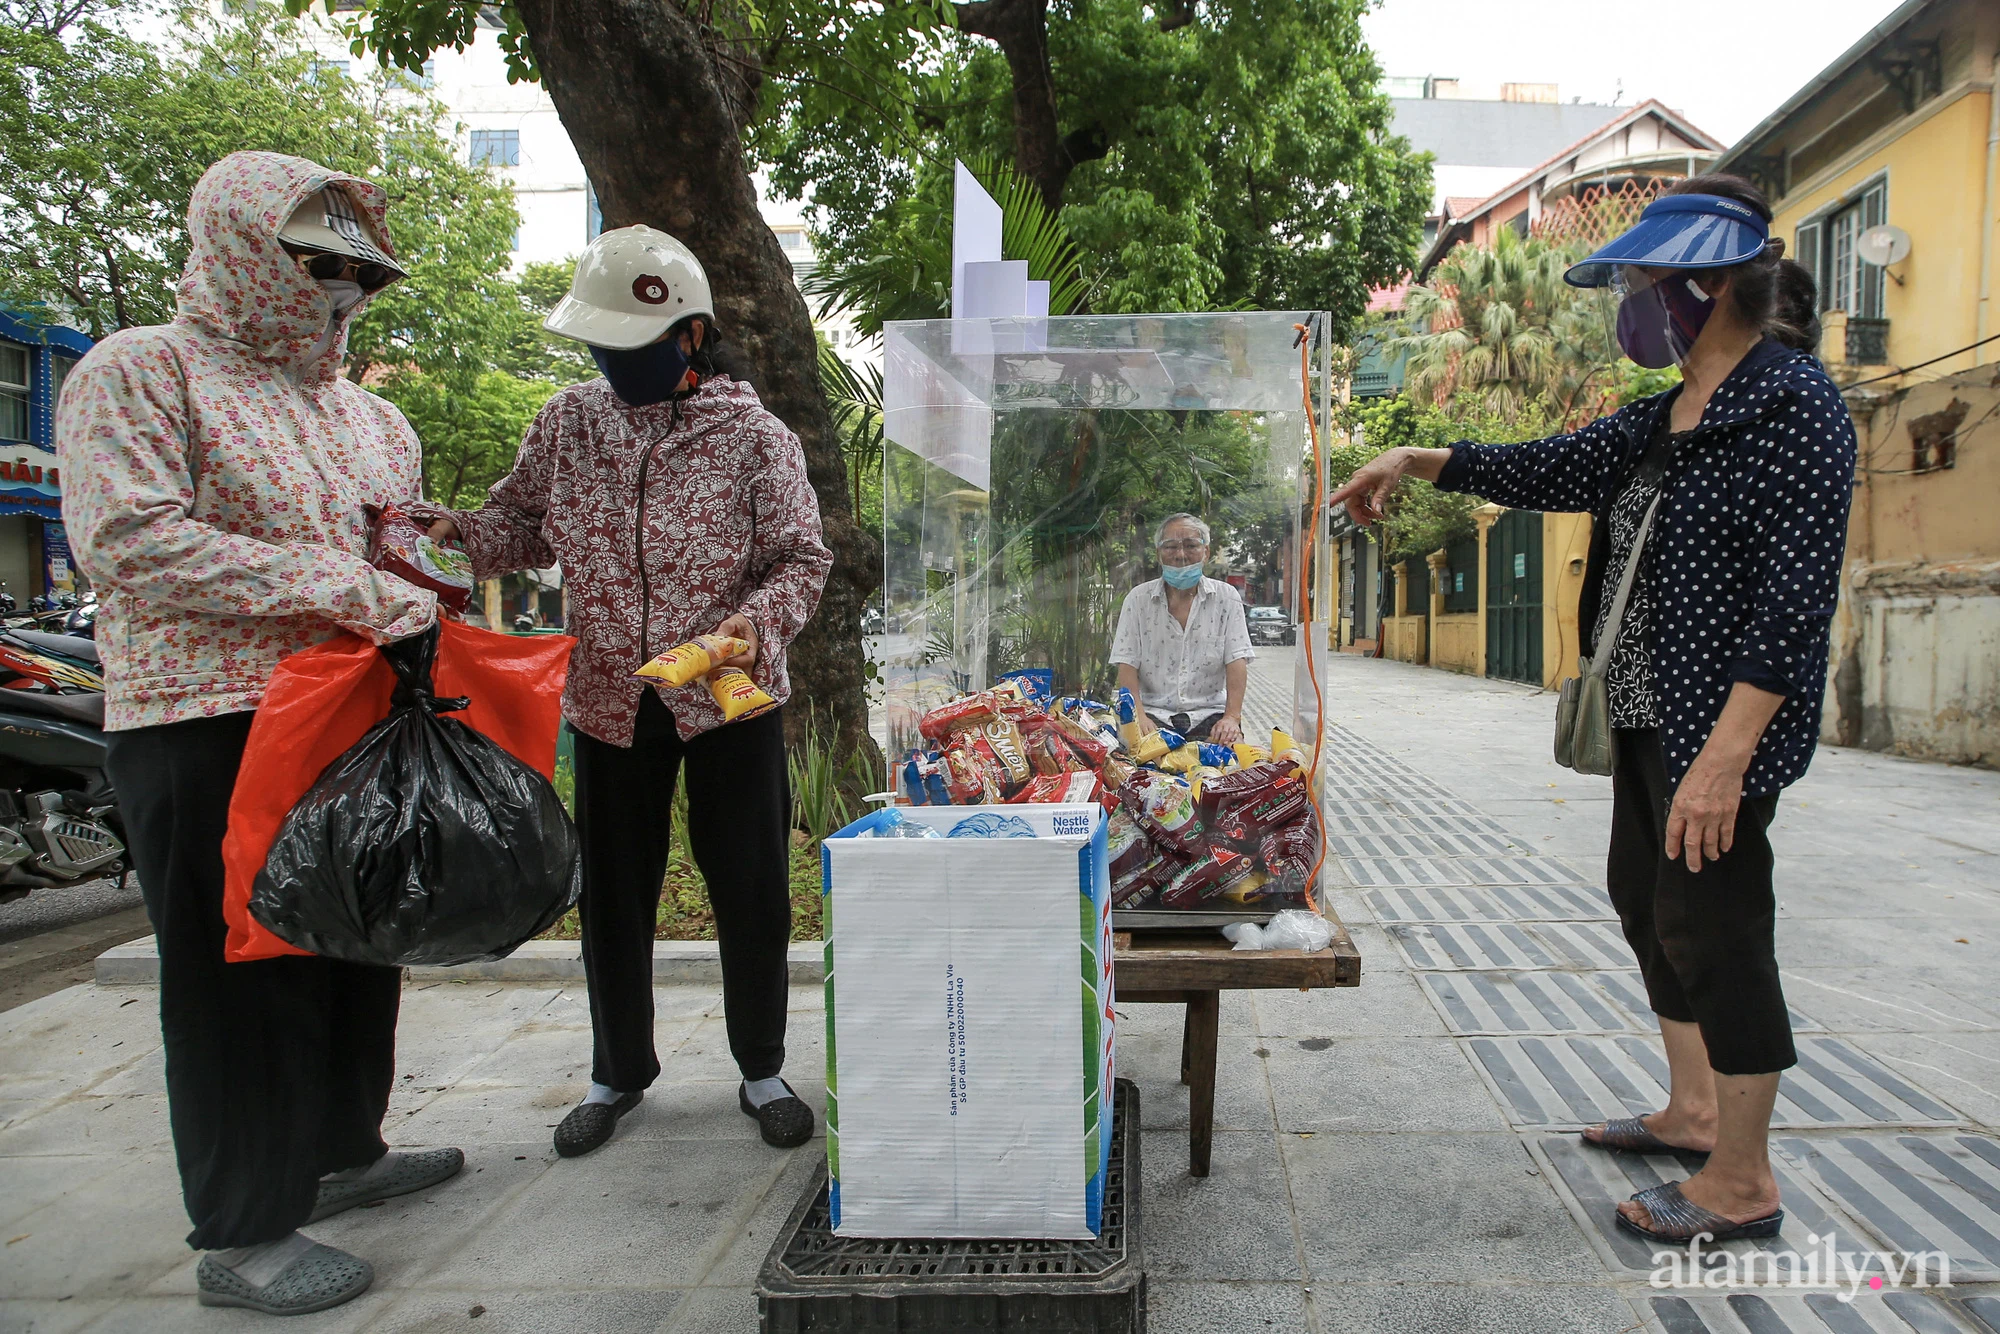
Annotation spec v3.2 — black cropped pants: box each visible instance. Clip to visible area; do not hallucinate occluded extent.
[1606,728,1794,1076]
[105,712,401,1250]
[569,691,793,1093]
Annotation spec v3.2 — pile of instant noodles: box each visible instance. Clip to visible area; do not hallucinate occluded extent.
[901,678,1320,912]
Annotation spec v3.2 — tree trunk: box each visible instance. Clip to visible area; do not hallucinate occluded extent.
[955,0,1107,212]
[516,0,878,767]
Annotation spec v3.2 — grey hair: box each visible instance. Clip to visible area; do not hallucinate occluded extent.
[1153,513,1211,547]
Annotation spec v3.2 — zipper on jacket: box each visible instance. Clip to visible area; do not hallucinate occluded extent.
[635,435,664,662]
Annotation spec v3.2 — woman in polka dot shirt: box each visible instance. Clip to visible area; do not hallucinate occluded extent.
[1334,176,1856,1247]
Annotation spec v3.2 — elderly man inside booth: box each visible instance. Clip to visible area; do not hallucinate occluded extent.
[1109,513,1254,745]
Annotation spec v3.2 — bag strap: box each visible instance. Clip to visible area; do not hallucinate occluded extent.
[1589,488,1664,677]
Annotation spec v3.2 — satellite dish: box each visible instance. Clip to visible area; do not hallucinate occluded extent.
[1857,224,1912,267]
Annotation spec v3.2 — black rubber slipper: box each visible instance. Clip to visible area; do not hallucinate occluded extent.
[1615,1181,1783,1244]
[739,1080,814,1149]
[554,1091,643,1158]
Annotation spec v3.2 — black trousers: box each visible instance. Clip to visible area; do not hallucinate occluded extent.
[104,712,402,1250]
[1606,728,1794,1076]
[1146,711,1220,741]
[571,691,793,1091]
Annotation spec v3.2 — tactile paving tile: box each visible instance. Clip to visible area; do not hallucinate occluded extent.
[1470,1037,1966,1132]
[1387,921,1562,970]
[1322,810,1508,837]
[1533,1132,1853,1273]
[1342,855,1596,890]
[1773,1134,2000,1283]
[1966,1295,2000,1333]
[1365,882,1615,923]
[1643,1292,1979,1334]
[1420,969,1820,1037]
[1526,920,1644,968]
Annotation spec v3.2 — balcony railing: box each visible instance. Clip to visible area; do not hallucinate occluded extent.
[1846,317,1891,366]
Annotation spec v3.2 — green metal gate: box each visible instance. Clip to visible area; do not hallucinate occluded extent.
[1486,510,1543,684]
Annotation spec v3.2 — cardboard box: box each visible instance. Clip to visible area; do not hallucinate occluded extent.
[821,802,1115,1239]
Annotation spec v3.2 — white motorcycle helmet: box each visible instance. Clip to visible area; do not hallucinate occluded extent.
[544,225,715,351]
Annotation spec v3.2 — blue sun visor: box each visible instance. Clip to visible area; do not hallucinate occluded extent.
[1563,194,1770,288]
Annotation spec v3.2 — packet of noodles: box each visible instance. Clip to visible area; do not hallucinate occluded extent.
[919,692,1001,741]
[709,668,778,722]
[1156,846,1257,909]
[366,503,475,615]
[1158,742,1204,775]
[636,634,751,687]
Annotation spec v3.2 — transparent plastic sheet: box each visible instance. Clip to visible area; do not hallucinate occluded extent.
[875,312,1320,917]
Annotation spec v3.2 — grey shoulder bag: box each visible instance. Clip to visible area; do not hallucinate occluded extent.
[1553,488,1664,776]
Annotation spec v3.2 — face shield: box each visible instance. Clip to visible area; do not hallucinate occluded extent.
[1563,193,1771,372]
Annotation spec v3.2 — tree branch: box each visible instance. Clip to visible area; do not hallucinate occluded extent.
[1156,0,1196,33]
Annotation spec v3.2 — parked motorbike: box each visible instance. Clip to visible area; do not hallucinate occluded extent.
[0,628,125,905]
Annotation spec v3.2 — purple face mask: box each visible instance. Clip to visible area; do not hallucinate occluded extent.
[1616,276,1715,369]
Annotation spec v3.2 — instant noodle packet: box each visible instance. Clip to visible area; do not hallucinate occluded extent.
[709,668,778,722]
[635,634,752,687]
[1157,846,1256,909]
[1270,727,1309,778]
[1232,743,1270,768]
[1127,730,1172,767]
[1158,743,1204,775]
[367,503,475,615]
[1117,769,1204,855]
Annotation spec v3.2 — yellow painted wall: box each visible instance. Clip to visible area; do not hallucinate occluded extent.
[1539,513,1593,688]
[1772,83,1998,371]
[1431,613,1480,674]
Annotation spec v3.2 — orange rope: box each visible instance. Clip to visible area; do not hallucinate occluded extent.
[1293,324,1329,914]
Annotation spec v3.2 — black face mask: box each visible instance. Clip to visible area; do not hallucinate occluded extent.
[590,337,692,408]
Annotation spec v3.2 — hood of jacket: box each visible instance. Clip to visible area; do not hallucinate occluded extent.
[174,150,401,383]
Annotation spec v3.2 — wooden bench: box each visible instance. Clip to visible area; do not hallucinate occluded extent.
[1114,922,1361,1177]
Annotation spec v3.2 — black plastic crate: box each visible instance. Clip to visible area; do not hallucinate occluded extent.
[757,1078,1144,1333]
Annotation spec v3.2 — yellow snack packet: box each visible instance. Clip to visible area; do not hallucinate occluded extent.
[635,634,751,687]
[709,667,778,722]
[1128,731,1171,766]
[1185,764,1223,799]
[1158,742,1203,774]
[1231,743,1269,769]
[1219,870,1272,904]
[1270,727,1308,779]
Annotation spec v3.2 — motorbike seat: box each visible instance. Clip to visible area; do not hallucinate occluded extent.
[7,628,99,666]
[0,688,105,728]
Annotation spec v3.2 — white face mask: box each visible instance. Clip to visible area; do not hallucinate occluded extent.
[311,279,366,363]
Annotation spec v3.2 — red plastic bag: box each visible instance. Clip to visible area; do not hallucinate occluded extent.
[220,618,574,964]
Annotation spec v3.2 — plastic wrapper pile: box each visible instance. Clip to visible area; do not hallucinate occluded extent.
[898,676,1321,913]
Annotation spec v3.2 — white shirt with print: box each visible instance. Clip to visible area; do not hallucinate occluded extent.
[1108,577,1255,720]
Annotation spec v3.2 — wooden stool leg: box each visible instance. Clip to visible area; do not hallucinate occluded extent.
[1185,989,1219,1178]
[1179,1001,1196,1085]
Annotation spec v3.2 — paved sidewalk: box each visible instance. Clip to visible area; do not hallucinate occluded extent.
[1,653,1995,1332]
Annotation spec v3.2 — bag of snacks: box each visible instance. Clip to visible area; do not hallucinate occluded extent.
[1117,769,1204,855]
[636,634,751,687]
[1157,846,1257,909]
[1213,775,1310,847]
[366,503,475,616]
[919,692,1001,741]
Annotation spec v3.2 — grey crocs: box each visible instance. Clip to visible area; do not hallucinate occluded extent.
[1615,1180,1784,1244]
[1583,1116,1711,1158]
[196,1241,372,1315]
[308,1147,465,1224]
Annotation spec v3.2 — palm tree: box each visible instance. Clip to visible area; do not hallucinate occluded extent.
[1389,227,1617,424]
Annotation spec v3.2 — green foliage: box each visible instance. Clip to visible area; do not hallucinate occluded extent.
[788,709,874,843]
[1390,228,1614,426]
[375,368,557,508]
[819,335,882,533]
[504,259,598,385]
[765,0,1431,329]
[0,3,520,388]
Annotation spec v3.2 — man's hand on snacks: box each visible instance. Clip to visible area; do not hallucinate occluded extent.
[711,614,759,670]
[1210,714,1244,745]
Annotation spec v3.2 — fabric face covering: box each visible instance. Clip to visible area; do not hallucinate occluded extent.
[591,338,692,408]
[1616,277,1714,369]
[309,279,366,364]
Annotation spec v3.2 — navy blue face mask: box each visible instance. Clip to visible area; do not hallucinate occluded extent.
[590,337,692,408]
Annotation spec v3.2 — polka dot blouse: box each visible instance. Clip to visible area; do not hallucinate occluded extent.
[1437,339,1857,797]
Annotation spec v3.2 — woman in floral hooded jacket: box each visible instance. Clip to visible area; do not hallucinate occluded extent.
[57,152,465,1315]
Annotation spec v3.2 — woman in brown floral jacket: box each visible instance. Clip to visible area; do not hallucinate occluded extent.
[423,227,830,1156]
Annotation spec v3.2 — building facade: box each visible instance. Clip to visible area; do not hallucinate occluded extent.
[1716,0,2000,767]
[0,311,91,606]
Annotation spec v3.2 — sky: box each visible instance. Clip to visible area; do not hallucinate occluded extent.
[1360,0,1910,146]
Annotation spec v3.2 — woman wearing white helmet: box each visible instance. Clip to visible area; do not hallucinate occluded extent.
[420,226,831,1157]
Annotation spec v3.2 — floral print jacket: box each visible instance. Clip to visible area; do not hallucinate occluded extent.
[57,151,436,731]
[414,377,831,746]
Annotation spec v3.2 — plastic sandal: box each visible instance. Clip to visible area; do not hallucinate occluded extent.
[1582,1116,1710,1157]
[1614,1180,1784,1244]
[309,1147,466,1224]
[196,1241,372,1315]
[554,1091,643,1158]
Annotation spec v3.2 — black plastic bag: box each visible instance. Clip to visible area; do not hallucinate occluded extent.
[249,625,582,967]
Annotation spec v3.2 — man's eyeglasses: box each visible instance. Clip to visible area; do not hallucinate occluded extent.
[283,245,397,292]
[1157,540,1206,555]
